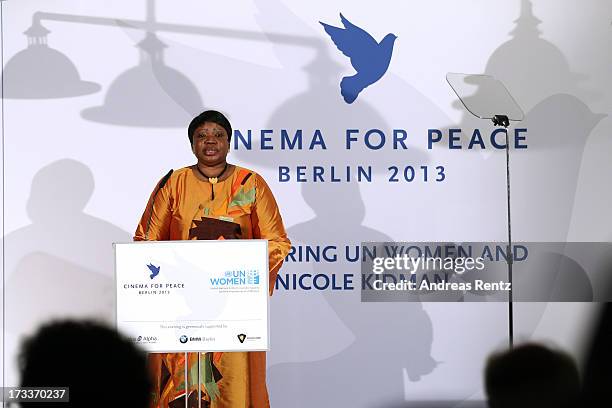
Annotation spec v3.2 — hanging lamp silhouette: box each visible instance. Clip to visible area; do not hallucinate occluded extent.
[2,0,318,127]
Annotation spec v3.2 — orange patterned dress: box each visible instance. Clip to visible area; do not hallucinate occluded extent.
[134,165,291,408]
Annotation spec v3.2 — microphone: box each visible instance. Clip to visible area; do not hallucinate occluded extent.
[144,169,173,240]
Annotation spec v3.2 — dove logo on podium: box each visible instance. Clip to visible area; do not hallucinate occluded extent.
[320,13,397,104]
[146,263,160,280]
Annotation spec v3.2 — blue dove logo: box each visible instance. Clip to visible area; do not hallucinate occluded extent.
[146,263,160,280]
[320,13,397,104]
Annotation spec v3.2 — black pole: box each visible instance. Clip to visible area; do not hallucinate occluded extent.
[493,115,514,348]
[505,127,514,349]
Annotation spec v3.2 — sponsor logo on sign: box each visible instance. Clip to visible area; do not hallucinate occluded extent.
[132,335,158,344]
[146,263,160,279]
[122,263,185,295]
[210,269,260,288]
[236,333,262,343]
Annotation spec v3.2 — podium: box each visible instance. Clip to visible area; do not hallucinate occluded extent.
[114,240,270,352]
[114,240,270,407]
[115,240,270,407]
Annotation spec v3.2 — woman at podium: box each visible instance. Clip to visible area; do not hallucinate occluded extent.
[134,110,291,408]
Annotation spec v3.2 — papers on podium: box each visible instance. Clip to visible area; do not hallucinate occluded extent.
[114,240,269,352]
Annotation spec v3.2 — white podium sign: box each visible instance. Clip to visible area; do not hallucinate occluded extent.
[114,240,269,352]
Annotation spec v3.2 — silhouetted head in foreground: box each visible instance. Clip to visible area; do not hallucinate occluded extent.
[485,343,580,408]
[582,301,612,407]
[19,320,151,407]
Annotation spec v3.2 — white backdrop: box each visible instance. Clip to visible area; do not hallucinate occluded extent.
[2,0,611,406]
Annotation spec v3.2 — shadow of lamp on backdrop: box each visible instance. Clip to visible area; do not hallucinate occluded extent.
[1,0,325,128]
[2,0,202,127]
[2,19,101,99]
[447,73,524,349]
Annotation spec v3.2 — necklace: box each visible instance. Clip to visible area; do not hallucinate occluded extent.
[196,162,228,201]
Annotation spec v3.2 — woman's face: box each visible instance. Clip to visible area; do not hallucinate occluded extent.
[191,121,230,167]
